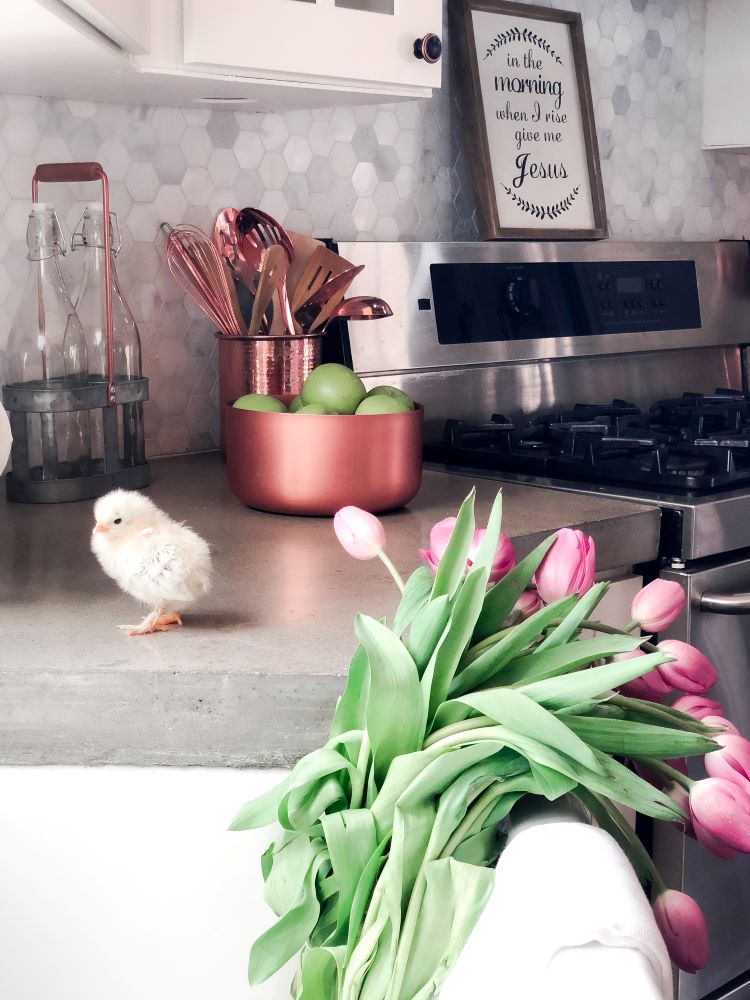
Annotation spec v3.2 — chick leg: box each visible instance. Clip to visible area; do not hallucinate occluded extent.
[154,609,183,629]
[119,607,171,636]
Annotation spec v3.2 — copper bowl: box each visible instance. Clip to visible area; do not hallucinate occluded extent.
[225,403,424,516]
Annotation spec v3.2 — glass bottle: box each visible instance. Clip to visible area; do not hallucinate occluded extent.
[72,202,145,468]
[7,203,90,480]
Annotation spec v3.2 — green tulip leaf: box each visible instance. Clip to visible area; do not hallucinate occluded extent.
[355,614,425,786]
[430,489,476,601]
[393,566,434,636]
[564,713,717,759]
[518,650,671,709]
[229,774,291,831]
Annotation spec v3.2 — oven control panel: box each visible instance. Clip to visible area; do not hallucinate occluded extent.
[581,260,700,333]
[431,259,702,345]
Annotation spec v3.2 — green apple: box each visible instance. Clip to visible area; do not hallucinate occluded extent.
[232,393,288,413]
[355,395,413,415]
[301,363,366,415]
[295,403,334,414]
[366,385,414,409]
[289,395,304,413]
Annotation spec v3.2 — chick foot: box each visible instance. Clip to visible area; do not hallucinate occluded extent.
[119,608,181,636]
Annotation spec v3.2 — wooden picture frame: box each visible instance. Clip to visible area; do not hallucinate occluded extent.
[450,0,608,240]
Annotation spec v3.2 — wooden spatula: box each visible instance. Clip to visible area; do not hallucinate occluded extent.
[290,244,356,317]
[248,245,287,337]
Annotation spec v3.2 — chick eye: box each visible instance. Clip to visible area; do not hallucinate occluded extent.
[114,517,122,525]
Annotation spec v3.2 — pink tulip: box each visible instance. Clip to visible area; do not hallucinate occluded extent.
[672,695,725,721]
[533,528,595,604]
[668,783,696,838]
[631,579,686,632]
[333,506,386,560]
[617,650,671,701]
[690,777,750,856]
[419,516,515,584]
[706,734,750,792]
[513,589,542,619]
[653,890,709,973]
[656,640,717,695]
[703,715,739,735]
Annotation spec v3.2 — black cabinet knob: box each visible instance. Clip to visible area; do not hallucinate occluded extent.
[413,33,442,64]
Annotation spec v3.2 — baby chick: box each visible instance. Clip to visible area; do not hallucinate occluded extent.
[91,489,212,636]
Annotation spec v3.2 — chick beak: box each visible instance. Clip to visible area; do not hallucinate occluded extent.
[93,522,109,534]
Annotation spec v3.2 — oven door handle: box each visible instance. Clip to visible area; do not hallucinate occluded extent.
[700,591,750,614]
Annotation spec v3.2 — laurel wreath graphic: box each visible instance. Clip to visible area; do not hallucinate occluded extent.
[484,26,563,64]
[501,184,580,220]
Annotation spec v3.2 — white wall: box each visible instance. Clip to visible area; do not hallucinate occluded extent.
[0,766,293,1000]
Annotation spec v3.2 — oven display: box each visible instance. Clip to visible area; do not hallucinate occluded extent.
[615,275,645,295]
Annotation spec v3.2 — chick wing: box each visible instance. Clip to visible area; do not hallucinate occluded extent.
[116,524,211,608]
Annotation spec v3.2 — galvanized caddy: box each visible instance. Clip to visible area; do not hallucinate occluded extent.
[2,162,150,503]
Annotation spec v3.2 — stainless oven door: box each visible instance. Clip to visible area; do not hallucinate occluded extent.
[656,555,750,1000]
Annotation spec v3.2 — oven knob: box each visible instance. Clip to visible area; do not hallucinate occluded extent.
[506,275,541,316]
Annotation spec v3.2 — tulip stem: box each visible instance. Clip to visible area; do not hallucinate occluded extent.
[576,787,667,894]
[377,550,405,594]
[463,626,516,664]
[624,618,639,633]
[644,758,694,790]
[440,781,504,859]
[424,715,495,749]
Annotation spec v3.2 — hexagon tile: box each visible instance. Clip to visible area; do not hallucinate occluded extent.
[0,0,746,456]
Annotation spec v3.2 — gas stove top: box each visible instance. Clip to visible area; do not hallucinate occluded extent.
[433,389,750,494]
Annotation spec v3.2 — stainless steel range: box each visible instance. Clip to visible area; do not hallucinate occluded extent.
[338,239,750,1000]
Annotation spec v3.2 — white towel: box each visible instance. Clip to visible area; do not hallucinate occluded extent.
[0,401,10,472]
[439,822,673,1000]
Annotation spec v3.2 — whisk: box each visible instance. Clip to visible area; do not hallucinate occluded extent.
[161,223,245,336]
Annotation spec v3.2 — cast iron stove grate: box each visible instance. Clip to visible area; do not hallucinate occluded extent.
[437,391,750,493]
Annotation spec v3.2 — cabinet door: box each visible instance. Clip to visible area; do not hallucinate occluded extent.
[703,0,749,149]
[58,0,151,53]
[182,0,442,92]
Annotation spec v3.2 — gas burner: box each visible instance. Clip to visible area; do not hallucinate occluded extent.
[435,391,750,493]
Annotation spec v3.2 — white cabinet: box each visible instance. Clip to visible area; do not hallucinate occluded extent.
[183,0,442,93]
[58,0,151,53]
[0,0,442,111]
[703,0,750,149]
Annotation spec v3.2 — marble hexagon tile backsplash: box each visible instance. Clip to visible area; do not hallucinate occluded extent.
[0,0,749,456]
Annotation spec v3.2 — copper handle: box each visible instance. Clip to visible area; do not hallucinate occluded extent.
[32,161,115,405]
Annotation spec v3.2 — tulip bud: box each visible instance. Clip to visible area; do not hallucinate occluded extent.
[706,734,750,793]
[533,528,595,604]
[513,589,542,619]
[631,579,686,632]
[333,506,386,560]
[653,890,709,973]
[690,777,750,856]
[616,650,671,701]
[703,715,739,735]
[419,516,516,584]
[656,640,717,695]
[672,695,725,721]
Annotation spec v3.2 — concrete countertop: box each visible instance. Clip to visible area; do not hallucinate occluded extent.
[0,453,660,767]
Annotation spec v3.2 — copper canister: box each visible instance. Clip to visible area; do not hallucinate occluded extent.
[225,403,424,516]
[216,333,322,448]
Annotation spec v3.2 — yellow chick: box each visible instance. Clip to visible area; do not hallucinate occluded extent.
[91,489,212,636]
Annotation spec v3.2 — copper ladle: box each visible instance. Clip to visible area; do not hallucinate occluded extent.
[325,296,393,324]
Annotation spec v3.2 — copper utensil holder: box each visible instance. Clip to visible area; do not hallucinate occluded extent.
[216,332,322,449]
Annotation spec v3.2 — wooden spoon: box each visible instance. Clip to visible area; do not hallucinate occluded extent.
[247,245,288,337]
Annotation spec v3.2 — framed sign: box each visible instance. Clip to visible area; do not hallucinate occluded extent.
[450,0,608,240]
